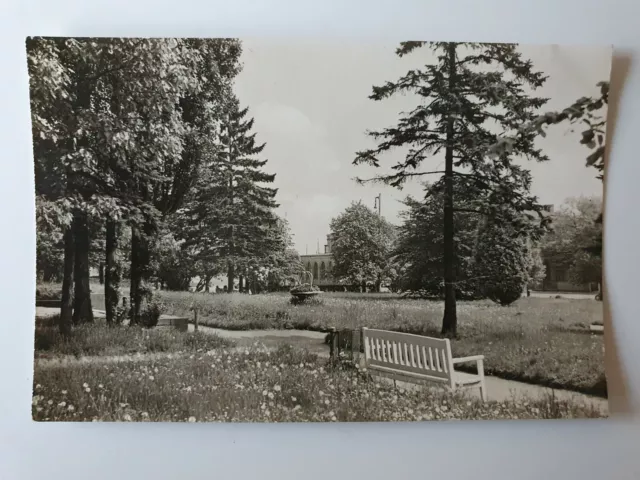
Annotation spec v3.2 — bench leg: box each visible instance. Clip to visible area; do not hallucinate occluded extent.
[479,383,487,403]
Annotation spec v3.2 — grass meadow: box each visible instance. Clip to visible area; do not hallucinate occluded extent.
[33,344,602,422]
[158,291,606,396]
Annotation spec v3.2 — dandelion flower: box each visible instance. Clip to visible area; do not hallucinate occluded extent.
[188,416,196,423]
[268,392,274,400]
[58,401,66,407]
[83,383,89,388]
[149,376,155,381]
[273,385,281,392]
[84,387,91,393]
[123,414,132,422]
[141,412,149,418]
[61,390,67,395]
[324,399,330,405]
[291,396,297,402]
[35,384,41,389]
[47,400,53,405]
[68,405,75,412]
[262,390,268,396]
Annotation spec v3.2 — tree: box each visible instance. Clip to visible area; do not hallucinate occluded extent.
[27,37,243,329]
[541,196,603,287]
[329,202,396,291]
[177,96,278,293]
[393,184,481,298]
[354,42,549,336]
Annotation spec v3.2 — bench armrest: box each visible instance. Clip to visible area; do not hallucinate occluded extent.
[452,355,485,364]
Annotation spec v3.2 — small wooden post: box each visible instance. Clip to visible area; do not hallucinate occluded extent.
[193,308,199,332]
[329,327,337,361]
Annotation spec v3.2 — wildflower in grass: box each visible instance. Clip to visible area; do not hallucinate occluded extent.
[58,401,66,407]
[35,384,41,390]
[291,396,297,402]
[274,385,281,392]
[47,400,53,405]
[68,405,75,412]
[268,392,275,400]
[123,414,132,421]
[141,412,149,418]
[149,376,155,381]
[61,390,67,394]
[188,417,196,423]
[262,390,268,396]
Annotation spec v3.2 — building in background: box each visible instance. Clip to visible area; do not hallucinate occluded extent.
[300,234,335,288]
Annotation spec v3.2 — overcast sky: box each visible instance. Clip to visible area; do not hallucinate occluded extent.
[233,39,612,255]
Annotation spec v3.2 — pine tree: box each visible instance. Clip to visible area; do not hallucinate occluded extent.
[178,97,278,292]
[355,42,549,337]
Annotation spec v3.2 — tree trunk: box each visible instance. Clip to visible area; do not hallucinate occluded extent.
[105,220,118,325]
[72,212,93,324]
[441,42,458,338]
[204,275,211,293]
[59,226,75,335]
[227,261,235,293]
[239,275,244,293]
[129,223,153,325]
[129,226,140,324]
[98,262,105,285]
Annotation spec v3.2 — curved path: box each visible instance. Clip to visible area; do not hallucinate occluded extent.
[187,324,607,413]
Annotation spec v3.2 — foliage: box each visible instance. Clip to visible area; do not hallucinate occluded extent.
[490,81,609,179]
[156,291,606,396]
[36,283,63,300]
[541,197,603,286]
[33,344,604,422]
[329,202,397,289]
[353,42,550,336]
[27,37,245,329]
[472,216,529,305]
[393,184,482,298]
[526,247,546,290]
[175,95,282,291]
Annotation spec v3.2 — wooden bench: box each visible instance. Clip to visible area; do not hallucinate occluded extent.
[362,328,487,402]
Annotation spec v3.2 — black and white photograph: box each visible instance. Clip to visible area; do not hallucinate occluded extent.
[29,37,611,422]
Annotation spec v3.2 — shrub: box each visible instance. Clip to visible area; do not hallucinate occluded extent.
[141,292,166,328]
[484,281,524,306]
[36,283,63,300]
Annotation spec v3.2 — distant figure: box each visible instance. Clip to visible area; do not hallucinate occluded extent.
[526,287,530,297]
[223,285,228,293]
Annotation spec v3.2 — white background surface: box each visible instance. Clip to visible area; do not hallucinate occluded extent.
[1,1,639,478]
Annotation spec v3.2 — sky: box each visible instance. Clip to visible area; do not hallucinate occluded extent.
[233,39,612,256]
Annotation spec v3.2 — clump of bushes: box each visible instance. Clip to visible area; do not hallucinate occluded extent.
[36,283,63,300]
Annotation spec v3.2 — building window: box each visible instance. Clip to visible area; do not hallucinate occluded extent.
[313,262,319,281]
[320,262,326,280]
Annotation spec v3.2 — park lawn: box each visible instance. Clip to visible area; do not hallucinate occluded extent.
[159,292,606,396]
[32,345,603,422]
[34,324,234,358]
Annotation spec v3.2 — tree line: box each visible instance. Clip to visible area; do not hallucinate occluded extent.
[29,37,300,334]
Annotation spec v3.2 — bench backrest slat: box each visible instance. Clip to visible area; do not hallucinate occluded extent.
[363,328,453,382]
